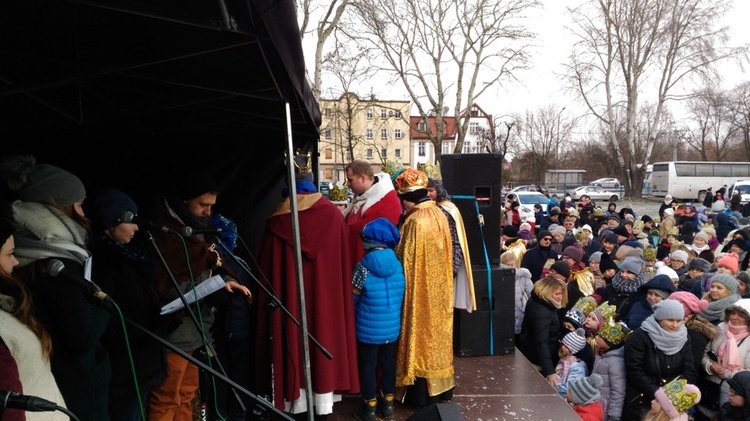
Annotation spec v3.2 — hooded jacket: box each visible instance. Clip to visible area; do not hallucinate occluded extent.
[720,371,750,420]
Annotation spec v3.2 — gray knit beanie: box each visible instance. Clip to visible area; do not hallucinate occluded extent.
[711,273,740,295]
[0,154,86,207]
[688,258,712,273]
[561,328,587,354]
[619,256,643,276]
[653,299,685,321]
[569,374,603,405]
[589,251,603,263]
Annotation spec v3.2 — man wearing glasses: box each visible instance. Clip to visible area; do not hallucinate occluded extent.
[521,229,559,282]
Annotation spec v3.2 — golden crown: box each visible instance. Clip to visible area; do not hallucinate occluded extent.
[384,160,405,180]
[593,206,604,217]
[328,184,349,202]
[394,168,429,194]
[573,297,598,316]
[593,301,617,321]
[598,318,631,346]
[643,246,657,261]
[417,161,441,181]
[667,226,680,236]
[662,378,700,413]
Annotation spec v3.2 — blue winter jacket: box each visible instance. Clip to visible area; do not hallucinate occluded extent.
[354,248,405,344]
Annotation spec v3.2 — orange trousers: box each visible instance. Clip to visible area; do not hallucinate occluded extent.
[148,350,199,421]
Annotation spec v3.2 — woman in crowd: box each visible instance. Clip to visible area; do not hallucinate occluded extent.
[623,274,676,330]
[720,371,750,420]
[698,299,750,419]
[697,274,742,326]
[0,218,68,421]
[0,154,111,420]
[518,275,568,390]
[623,299,697,420]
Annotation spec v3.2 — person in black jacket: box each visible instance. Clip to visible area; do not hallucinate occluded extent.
[521,230,558,283]
[623,299,697,420]
[519,275,568,390]
[87,188,167,421]
[720,371,750,420]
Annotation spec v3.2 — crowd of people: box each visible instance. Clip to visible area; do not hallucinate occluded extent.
[507,190,750,420]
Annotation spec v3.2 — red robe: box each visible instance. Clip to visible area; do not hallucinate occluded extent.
[254,193,359,412]
[345,189,402,268]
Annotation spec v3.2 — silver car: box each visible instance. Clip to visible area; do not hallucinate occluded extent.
[568,185,620,202]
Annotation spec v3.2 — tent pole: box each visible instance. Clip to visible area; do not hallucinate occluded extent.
[284,102,316,421]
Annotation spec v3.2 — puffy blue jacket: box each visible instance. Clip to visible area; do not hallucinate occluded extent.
[354,248,405,344]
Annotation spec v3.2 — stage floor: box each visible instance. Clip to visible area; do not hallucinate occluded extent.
[327,349,581,420]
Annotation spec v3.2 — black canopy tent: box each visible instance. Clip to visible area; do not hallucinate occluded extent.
[0,0,321,248]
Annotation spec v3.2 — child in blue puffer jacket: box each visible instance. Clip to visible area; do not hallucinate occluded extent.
[352,217,406,421]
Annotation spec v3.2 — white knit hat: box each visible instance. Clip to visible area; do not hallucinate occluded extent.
[561,328,587,354]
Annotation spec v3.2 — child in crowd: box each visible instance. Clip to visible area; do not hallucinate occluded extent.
[592,319,630,421]
[644,378,701,421]
[720,371,750,420]
[352,218,406,421]
[642,246,658,282]
[566,374,605,421]
[501,251,533,345]
[668,250,689,277]
[555,328,588,400]
[677,257,711,292]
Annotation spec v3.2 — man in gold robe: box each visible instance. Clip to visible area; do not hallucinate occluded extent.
[393,168,455,407]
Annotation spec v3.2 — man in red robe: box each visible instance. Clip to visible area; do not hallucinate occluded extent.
[254,153,359,418]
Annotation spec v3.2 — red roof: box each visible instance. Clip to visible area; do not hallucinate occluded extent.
[409,115,457,140]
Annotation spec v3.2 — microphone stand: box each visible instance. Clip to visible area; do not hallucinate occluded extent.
[96,304,292,420]
[143,228,247,414]
[214,236,332,359]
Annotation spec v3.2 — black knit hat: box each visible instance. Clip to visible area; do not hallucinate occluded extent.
[551,260,571,279]
[86,188,139,231]
[599,255,618,273]
[175,170,219,201]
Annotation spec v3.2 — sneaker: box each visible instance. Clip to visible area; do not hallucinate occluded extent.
[353,399,376,421]
[377,393,395,420]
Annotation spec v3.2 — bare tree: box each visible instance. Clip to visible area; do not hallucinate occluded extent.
[683,86,741,160]
[297,0,352,101]
[727,81,750,160]
[565,0,746,198]
[346,0,539,164]
[514,105,576,176]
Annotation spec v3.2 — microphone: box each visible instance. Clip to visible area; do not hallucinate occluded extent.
[45,259,115,309]
[182,226,225,237]
[1,390,59,412]
[121,211,180,235]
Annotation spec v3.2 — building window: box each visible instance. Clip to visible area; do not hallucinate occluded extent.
[324,168,332,179]
[395,149,401,159]
[381,148,387,158]
[366,108,373,119]
[367,148,373,159]
[418,121,426,131]
[366,129,373,139]
[395,110,402,118]
[470,122,480,133]
[395,129,402,139]
[346,150,352,160]
[381,108,387,119]
[381,128,388,139]
[462,143,471,153]
[325,147,332,159]
[324,108,332,118]
[418,142,426,157]
[324,129,331,139]
[442,142,450,155]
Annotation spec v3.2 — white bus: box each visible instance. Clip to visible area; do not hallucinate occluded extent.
[651,161,750,202]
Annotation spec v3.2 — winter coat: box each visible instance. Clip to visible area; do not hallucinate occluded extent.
[623,327,697,420]
[719,371,750,420]
[574,401,605,421]
[602,271,646,322]
[557,358,588,400]
[592,346,626,421]
[685,314,721,378]
[353,246,406,345]
[702,319,750,407]
[623,275,676,330]
[519,291,561,377]
[717,213,734,244]
[508,265,533,335]
[521,244,558,283]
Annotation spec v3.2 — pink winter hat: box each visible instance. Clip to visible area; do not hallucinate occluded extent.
[669,291,709,317]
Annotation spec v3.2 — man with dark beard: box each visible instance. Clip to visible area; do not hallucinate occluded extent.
[522,230,559,283]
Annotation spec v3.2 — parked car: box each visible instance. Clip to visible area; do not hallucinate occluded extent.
[588,177,621,189]
[568,185,620,202]
[728,180,750,204]
[507,191,549,224]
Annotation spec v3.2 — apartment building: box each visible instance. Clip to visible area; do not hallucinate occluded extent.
[318,93,411,184]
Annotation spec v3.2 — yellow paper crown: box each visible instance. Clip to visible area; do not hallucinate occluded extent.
[384,160,405,181]
[633,220,645,231]
[328,184,349,202]
[662,378,701,413]
[593,206,604,217]
[417,161,441,181]
[598,318,631,346]
[667,226,679,236]
[702,222,715,232]
[574,297,598,316]
[643,246,657,261]
[593,301,617,321]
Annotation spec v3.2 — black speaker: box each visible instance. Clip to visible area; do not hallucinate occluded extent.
[454,265,515,357]
[441,154,502,266]
[406,403,465,421]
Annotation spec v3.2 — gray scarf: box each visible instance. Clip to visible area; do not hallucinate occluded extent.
[640,315,688,355]
[699,294,741,323]
[10,200,90,266]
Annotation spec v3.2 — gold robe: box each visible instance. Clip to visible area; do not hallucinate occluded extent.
[503,238,527,268]
[571,267,596,297]
[396,200,455,396]
[439,200,477,312]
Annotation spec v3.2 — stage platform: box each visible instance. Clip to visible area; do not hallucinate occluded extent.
[327,349,581,420]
